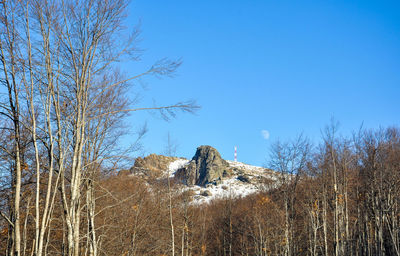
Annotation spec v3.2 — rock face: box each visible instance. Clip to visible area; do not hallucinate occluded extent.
[176,145,229,186]
[130,154,178,178]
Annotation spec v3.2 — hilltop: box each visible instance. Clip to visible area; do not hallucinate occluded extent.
[125,145,278,203]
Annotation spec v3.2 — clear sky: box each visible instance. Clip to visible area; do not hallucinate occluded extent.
[122,0,400,166]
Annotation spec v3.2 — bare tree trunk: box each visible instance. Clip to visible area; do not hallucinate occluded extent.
[322,188,329,256]
[284,195,290,256]
[13,132,22,256]
[22,197,31,256]
[168,172,175,256]
[0,3,23,254]
[181,225,185,256]
[332,148,340,256]
[344,175,349,254]
[87,180,97,256]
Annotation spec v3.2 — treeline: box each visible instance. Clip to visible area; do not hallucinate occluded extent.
[91,126,399,256]
[2,125,399,256]
[95,126,399,256]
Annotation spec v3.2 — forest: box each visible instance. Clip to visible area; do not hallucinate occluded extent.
[0,0,399,255]
[86,126,399,256]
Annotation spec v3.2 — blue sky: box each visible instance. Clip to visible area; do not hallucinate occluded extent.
[122,0,400,166]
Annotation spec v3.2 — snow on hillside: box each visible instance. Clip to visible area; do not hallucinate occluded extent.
[190,176,260,204]
[166,159,277,204]
[167,158,190,177]
[226,160,265,173]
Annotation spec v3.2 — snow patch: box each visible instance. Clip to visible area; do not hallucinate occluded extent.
[184,160,279,204]
[152,159,280,204]
[227,160,266,174]
[167,159,190,177]
[186,176,261,204]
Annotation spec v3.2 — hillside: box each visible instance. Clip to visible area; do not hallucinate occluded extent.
[128,145,278,204]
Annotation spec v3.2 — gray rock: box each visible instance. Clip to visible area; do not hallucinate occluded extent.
[213,178,222,186]
[201,190,212,197]
[237,175,250,183]
[175,145,229,187]
[132,154,179,179]
[222,170,231,177]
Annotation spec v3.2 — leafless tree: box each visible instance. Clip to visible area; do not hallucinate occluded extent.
[0,1,198,255]
[268,134,310,256]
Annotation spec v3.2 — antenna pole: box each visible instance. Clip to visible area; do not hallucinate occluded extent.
[234,146,237,162]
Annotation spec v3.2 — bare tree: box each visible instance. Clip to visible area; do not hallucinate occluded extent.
[164,132,179,157]
[354,128,400,256]
[268,135,310,256]
[0,1,198,256]
[0,1,26,254]
[319,121,353,256]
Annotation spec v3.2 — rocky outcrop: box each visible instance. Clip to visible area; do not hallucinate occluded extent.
[176,145,229,186]
[130,154,178,178]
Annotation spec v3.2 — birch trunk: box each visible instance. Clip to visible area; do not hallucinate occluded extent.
[0,3,23,253]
